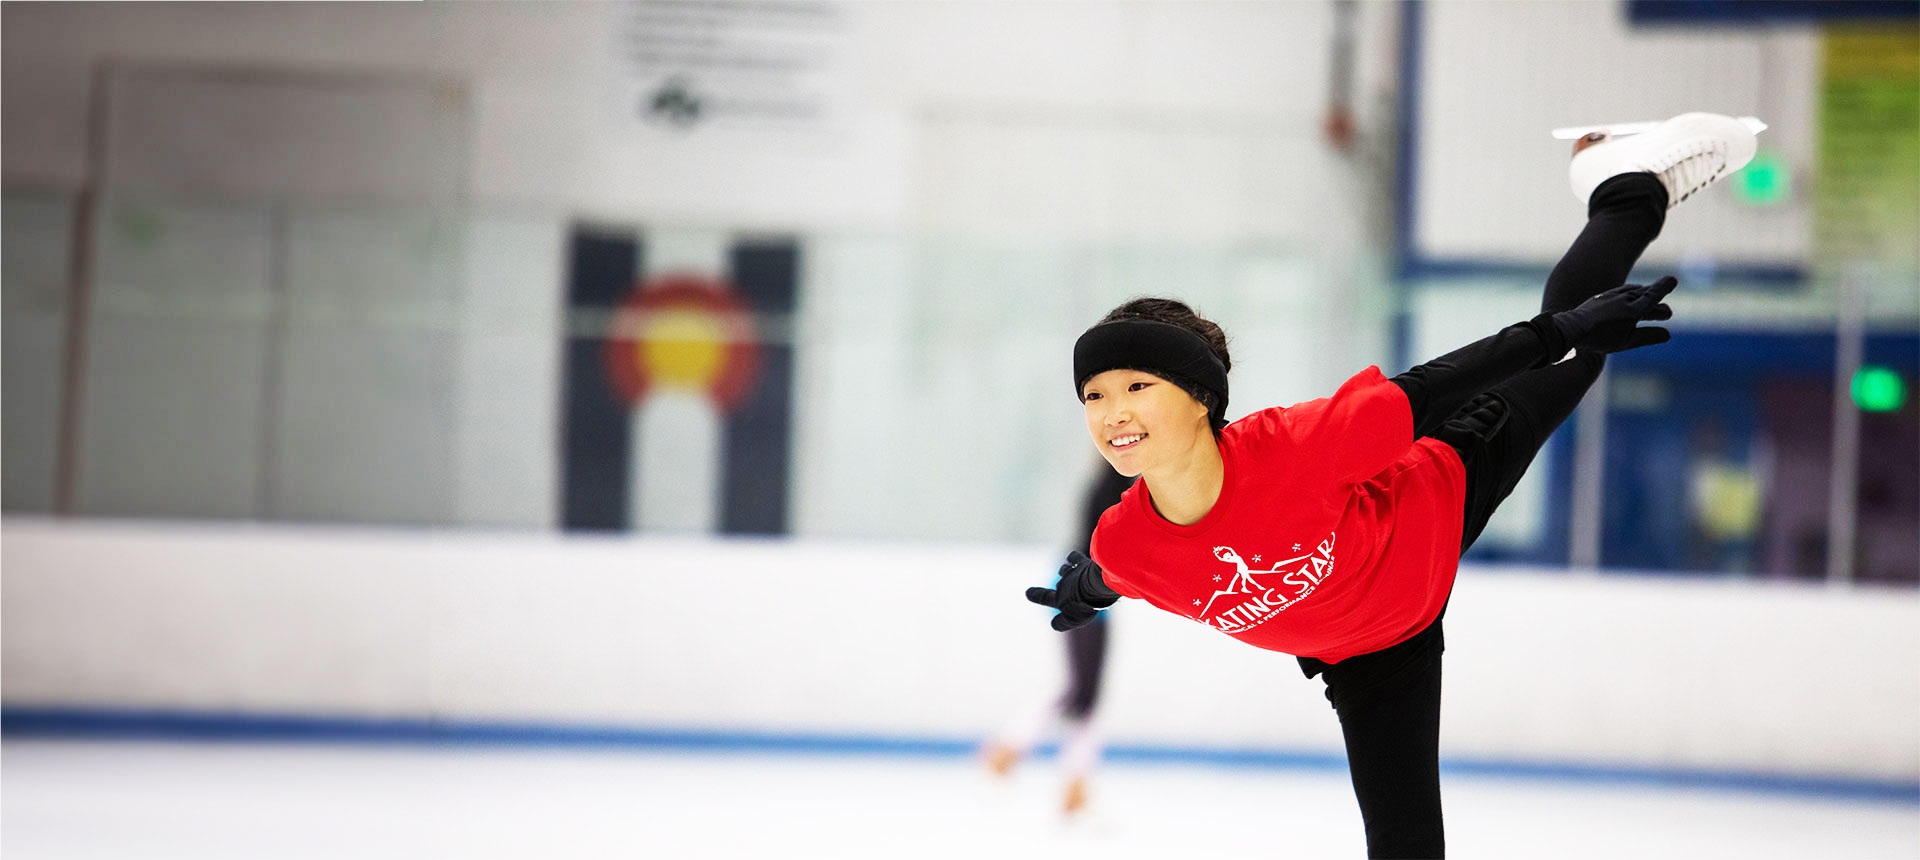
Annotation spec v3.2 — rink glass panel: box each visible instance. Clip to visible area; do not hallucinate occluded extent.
[2,190,1914,584]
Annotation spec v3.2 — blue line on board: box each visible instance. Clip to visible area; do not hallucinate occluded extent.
[1401,256,1805,287]
[4,706,1914,806]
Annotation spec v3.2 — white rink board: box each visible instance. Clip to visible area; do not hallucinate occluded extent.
[3,518,1916,782]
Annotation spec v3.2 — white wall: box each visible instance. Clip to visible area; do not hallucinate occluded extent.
[4,2,1902,551]
[1,1,1397,236]
[2,1,1405,543]
[5,519,1916,782]
[1414,0,1817,270]
[1406,1,1920,348]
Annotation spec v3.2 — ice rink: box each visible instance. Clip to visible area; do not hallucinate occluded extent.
[5,4,1919,859]
[5,739,1915,860]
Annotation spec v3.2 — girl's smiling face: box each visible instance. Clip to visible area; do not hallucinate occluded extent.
[1080,369,1212,478]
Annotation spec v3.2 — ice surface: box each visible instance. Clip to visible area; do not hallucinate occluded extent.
[4,740,1914,859]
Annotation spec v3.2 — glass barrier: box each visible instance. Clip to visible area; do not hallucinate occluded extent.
[4,190,1914,585]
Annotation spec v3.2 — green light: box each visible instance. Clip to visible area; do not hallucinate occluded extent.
[1852,366,1907,413]
[1732,150,1790,206]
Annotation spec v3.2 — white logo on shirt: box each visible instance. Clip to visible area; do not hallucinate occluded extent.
[1195,533,1337,634]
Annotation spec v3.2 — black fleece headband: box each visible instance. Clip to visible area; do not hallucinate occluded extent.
[1073,318,1229,429]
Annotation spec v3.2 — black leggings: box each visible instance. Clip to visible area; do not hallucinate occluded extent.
[1060,618,1108,720]
[1304,173,1668,859]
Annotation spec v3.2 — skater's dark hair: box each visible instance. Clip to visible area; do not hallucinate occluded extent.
[1097,298,1232,374]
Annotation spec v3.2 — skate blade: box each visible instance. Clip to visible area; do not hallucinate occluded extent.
[1551,116,1767,140]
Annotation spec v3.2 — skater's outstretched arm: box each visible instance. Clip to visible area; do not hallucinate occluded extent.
[1390,276,1677,437]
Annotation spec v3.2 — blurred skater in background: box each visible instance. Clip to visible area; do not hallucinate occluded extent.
[982,465,1134,816]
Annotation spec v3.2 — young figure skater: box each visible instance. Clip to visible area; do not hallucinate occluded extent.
[1027,112,1758,858]
[982,466,1134,815]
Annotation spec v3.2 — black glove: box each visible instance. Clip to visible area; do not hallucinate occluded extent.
[1532,275,1678,364]
[1026,551,1120,632]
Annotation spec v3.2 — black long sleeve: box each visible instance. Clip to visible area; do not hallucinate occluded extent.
[1389,316,1564,438]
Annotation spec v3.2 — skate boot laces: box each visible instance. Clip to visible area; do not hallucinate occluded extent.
[1651,139,1731,208]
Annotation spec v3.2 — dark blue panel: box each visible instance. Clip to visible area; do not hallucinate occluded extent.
[561,230,640,531]
[1609,331,1920,378]
[1597,331,1919,576]
[730,240,800,313]
[566,230,639,309]
[1462,330,1920,570]
[1629,0,1919,24]
[722,241,798,535]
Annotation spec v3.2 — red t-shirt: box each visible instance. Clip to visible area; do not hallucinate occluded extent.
[1091,367,1467,664]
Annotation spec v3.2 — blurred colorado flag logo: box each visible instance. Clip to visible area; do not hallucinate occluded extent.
[562,228,798,536]
[603,275,761,413]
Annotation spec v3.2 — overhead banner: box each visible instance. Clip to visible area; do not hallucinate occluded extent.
[561,228,799,535]
[614,0,851,137]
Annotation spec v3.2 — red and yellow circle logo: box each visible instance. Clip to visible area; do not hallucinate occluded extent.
[603,275,761,413]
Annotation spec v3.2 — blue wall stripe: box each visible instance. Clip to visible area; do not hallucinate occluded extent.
[1627,0,1919,24]
[1388,0,1425,372]
[1401,256,1805,287]
[5,707,1913,806]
